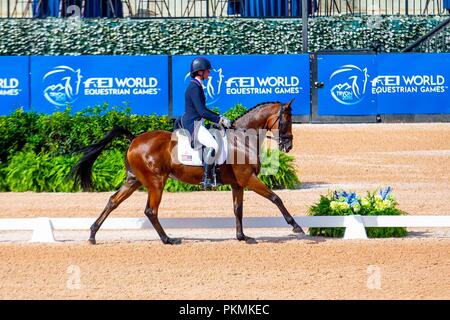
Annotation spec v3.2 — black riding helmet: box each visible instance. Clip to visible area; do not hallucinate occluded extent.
[190,57,212,78]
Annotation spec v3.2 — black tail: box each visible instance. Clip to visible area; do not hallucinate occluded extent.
[71,127,135,191]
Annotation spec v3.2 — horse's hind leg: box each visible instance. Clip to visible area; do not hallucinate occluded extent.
[88,171,142,244]
[144,183,181,245]
[246,173,304,234]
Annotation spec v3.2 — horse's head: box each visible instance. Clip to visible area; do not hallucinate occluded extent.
[232,100,294,153]
[265,99,294,153]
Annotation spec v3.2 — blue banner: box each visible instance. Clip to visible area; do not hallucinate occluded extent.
[0,57,30,115]
[2,53,448,117]
[375,53,450,114]
[318,54,377,116]
[30,56,169,115]
[172,54,310,116]
[318,53,450,116]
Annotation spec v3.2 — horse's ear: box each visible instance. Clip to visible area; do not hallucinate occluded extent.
[284,99,295,110]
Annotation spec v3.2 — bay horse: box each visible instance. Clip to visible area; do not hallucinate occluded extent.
[72,100,304,245]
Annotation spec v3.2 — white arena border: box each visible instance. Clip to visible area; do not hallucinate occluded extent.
[1,216,450,242]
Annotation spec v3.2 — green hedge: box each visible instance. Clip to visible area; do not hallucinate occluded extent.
[0,16,447,56]
[0,104,173,163]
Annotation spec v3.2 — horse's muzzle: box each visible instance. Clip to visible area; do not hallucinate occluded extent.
[281,141,292,153]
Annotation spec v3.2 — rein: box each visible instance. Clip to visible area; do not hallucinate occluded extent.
[266,103,284,140]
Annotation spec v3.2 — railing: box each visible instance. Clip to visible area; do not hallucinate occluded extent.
[1,216,450,242]
[0,0,449,18]
[313,0,450,16]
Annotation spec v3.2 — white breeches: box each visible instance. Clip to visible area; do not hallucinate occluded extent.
[197,125,219,152]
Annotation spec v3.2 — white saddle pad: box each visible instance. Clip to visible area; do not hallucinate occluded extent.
[172,129,228,166]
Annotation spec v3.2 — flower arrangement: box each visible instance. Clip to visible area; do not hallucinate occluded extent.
[308,187,408,238]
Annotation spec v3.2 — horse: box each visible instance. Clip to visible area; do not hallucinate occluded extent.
[71,100,304,245]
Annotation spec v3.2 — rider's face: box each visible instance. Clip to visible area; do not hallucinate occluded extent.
[201,69,210,80]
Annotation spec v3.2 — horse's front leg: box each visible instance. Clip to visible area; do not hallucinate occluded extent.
[232,186,257,244]
[246,174,305,234]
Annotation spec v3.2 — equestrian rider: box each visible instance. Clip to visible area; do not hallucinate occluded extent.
[181,57,232,189]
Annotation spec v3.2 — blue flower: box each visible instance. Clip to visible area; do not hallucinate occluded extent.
[334,190,348,200]
[378,186,392,200]
[333,190,360,209]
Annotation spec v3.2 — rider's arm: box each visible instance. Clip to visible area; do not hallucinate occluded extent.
[189,85,221,124]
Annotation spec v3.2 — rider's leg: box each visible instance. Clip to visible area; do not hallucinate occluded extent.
[197,125,219,189]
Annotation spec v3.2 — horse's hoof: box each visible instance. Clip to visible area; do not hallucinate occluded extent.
[293,226,305,234]
[237,235,257,244]
[165,238,182,245]
[87,238,96,245]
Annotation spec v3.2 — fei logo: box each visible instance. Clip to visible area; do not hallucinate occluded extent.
[330,65,369,105]
[184,68,225,106]
[43,66,82,107]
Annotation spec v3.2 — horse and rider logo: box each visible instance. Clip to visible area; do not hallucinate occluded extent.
[184,68,225,106]
[330,65,369,105]
[43,66,83,107]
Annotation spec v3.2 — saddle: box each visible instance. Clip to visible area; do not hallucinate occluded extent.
[173,117,198,149]
[172,127,228,167]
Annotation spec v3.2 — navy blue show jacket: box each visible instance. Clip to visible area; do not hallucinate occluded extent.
[181,79,221,136]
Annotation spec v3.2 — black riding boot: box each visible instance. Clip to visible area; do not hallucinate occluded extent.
[201,147,216,190]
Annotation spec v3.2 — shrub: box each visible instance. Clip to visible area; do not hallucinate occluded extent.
[259,148,301,189]
[4,151,81,192]
[0,163,8,191]
[0,103,173,161]
[223,103,248,121]
[0,108,41,163]
[91,149,128,191]
[3,149,127,192]
[308,187,408,238]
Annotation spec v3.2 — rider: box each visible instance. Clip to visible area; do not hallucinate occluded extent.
[180,57,232,189]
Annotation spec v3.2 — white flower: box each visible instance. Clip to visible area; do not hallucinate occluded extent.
[383,199,394,208]
[330,201,339,210]
[352,203,361,213]
[361,198,370,207]
[375,200,389,211]
[339,202,350,210]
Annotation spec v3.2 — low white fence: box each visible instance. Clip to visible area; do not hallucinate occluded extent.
[1,216,450,242]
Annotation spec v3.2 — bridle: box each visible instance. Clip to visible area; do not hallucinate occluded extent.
[266,103,293,149]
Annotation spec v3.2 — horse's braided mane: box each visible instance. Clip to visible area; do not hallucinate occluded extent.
[232,101,281,125]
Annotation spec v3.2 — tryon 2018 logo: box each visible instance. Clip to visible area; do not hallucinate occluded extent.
[184,68,225,106]
[43,66,83,107]
[330,65,369,105]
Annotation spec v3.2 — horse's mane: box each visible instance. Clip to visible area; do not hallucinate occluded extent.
[232,101,281,125]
